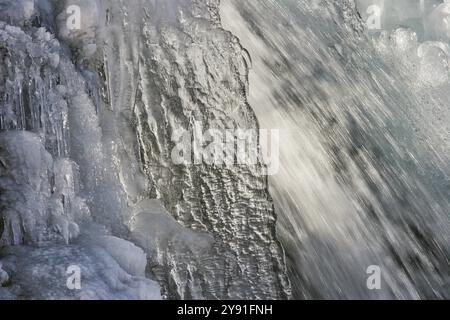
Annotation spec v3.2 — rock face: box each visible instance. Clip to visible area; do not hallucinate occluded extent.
[89,0,290,299]
[0,0,291,300]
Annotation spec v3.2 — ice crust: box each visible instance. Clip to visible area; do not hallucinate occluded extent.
[0,0,290,300]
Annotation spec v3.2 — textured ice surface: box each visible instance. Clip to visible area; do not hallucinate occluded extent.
[131,200,215,299]
[372,26,450,86]
[0,0,290,300]
[61,0,290,299]
[0,131,58,245]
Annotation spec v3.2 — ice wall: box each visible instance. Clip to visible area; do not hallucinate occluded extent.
[0,0,291,300]
[85,0,289,299]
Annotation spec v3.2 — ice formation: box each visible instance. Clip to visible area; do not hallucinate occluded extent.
[0,0,290,300]
[1,0,449,300]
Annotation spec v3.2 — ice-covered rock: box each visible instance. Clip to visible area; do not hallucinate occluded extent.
[131,200,213,258]
[418,41,450,85]
[0,0,290,300]
[130,200,216,299]
[92,236,147,277]
[0,242,161,300]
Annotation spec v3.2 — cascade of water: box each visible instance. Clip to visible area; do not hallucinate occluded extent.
[221,0,449,299]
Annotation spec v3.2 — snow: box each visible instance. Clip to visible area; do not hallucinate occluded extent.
[0,130,161,299]
[0,242,161,300]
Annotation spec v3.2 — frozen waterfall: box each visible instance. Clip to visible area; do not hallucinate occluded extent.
[0,0,449,300]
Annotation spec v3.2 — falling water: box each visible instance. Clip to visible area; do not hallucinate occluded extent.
[221,0,449,299]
